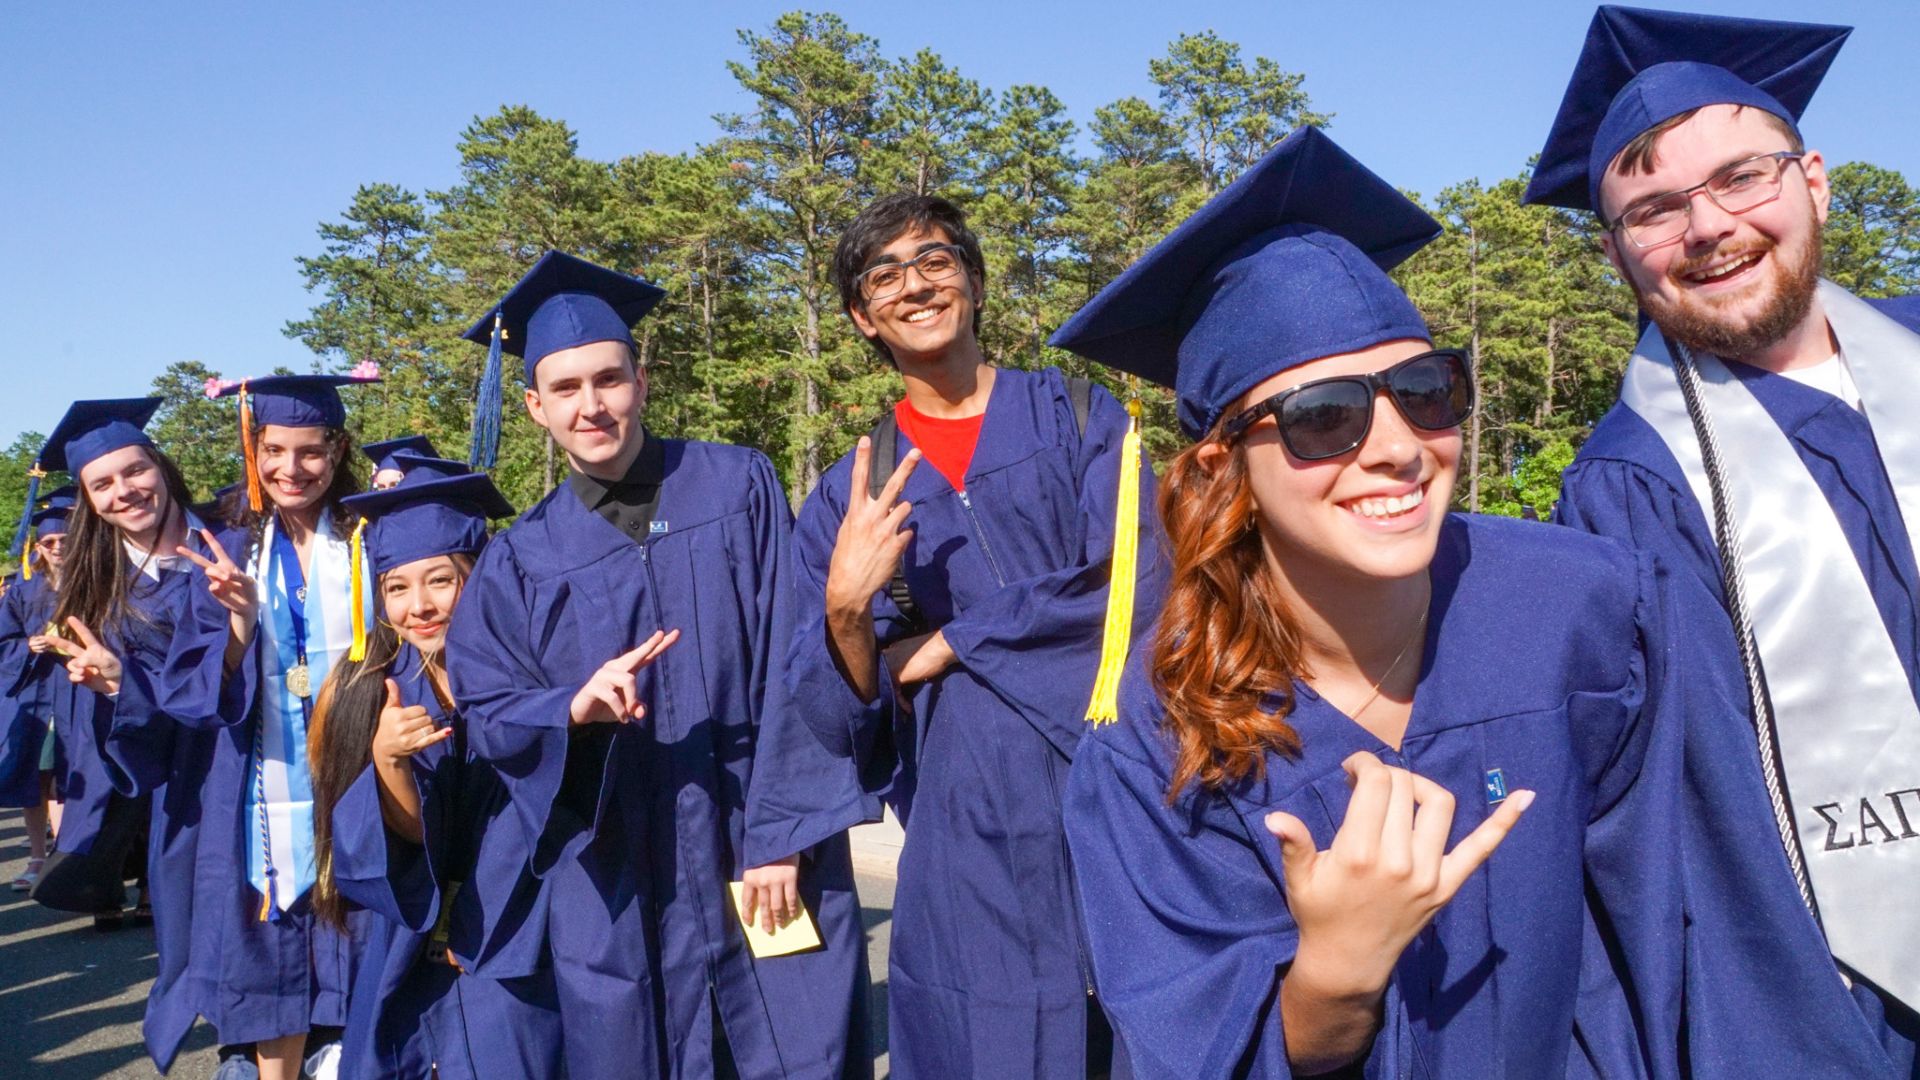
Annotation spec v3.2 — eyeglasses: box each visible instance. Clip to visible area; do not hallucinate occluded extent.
[1609,151,1806,249]
[1220,349,1475,461]
[855,244,969,301]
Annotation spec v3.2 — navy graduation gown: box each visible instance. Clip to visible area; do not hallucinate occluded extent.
[0,574,59,808]
[331,642,561,1080]
[1062,515,1685,1079]
[109,523,365,1068]
[1556,301,1920,1078]
[447,437,870,1080]
[782,366,1167,1078]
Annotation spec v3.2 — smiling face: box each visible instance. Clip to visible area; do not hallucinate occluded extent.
[78,445,175,546]
[1599,104,1828,359]
[33,532,65,573]
[381,555,465,652]
[1210,339,1460,588]
[525,339,646,477]
[847,225,984,367]
[257,425,344,514]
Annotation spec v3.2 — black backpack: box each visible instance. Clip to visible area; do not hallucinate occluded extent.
[868,375,1093,629]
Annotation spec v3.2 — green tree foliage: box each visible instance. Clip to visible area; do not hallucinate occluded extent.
[720,11,887,497]
[1824,162,1920,298]
[148,359,244,501]
[43,7,1879,529]
[0,432,59,578]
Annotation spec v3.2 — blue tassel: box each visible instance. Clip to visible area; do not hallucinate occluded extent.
[9,465,44,574]
[468,312,504,471]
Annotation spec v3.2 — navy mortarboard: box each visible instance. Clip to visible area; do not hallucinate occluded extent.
[33,486,77,536]
[1050,125,1440,439]
[362,436,440,482]
[40,398,163,476]
[1523,5,1851,212]
[341,463,513,578]
[461,251,666,384]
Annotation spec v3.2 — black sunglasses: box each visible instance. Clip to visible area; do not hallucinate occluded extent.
[1219,349,1475,461]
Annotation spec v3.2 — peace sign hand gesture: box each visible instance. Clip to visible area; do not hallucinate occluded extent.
[177,528,258,624]
[46,616,125,696]
[824,437,921,618]
[569,629,681,726]
[372,678,452,768]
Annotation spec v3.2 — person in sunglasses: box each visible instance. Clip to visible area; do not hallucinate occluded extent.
[770,192,1166,1077]
[1526,10,1920,1075]
[1051,126,1690,1078]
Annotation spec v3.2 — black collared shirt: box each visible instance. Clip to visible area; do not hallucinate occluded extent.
[567,431,667,544]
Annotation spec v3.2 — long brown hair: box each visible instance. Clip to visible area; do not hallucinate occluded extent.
[307,552,474,931]
[53,446,197,635]
[1153,435,1307,799]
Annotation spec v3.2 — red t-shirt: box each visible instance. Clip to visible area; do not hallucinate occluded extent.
[895,398,986,492]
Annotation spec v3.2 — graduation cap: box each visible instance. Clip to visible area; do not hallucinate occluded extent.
[362,435,439,477]
[212,372,379,430]
[462,252,667,382]
[32,486,78,537]
[1523,6,1852,212]
[212,371,380,512]
[340,465,514,577]
[40,398,162,476]
[1050,125,1439,440]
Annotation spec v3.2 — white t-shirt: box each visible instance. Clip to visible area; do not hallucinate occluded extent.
[1777,349,1864,412]
[123,511,207,581]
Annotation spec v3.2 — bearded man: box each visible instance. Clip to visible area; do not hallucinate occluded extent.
[1528,8,1920,1077]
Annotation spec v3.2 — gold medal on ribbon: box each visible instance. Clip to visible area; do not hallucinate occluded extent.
[286,663,312,699]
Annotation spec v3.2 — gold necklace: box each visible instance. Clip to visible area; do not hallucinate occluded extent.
[1347,613,1428,720]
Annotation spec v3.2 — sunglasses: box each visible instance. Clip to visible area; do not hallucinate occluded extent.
[1219,349,1475,461]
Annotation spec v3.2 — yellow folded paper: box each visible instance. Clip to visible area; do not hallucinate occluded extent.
[728,881,822,958]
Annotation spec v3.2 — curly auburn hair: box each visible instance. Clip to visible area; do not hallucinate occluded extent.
[1152,434,1307,799]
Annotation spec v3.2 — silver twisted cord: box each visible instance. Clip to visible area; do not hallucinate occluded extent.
[1665,335,1822,925]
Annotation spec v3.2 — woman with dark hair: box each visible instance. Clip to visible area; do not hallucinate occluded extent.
[307,453,561,1079]
[124,371,380,1080]
[1051,128,1693,1078]
[3,487,74,893]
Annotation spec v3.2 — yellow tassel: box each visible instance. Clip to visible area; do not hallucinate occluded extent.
[1085,396,1143,725]
[240,382,264,514]
[20,544,30,581]
[257,883,272,922]
[348,517,368,662]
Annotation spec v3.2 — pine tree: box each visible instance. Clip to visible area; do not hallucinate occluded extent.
[863,49,990,199]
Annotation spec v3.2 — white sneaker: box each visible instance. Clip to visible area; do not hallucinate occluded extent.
[303,1041,342,1080]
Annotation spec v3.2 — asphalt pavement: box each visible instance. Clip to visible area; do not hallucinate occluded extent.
[0,810,897,1078]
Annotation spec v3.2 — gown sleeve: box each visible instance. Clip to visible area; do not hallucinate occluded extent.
[446,536,617,877]
[784,463,910,771]
[1565,550,1689,1080]
[939,386,1167,759]
[107,562,245,796]
[1063,680,1378,1080]
[739,453,881,868]
[331,759,437,932]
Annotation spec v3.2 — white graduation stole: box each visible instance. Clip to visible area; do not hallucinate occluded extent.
[244,513,365,914]
[1622,280,1920,1012]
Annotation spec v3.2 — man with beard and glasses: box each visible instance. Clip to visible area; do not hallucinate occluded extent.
[1526,8,1920,1077]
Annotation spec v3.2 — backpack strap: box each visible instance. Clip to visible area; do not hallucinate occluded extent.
[1066,375,1093,440]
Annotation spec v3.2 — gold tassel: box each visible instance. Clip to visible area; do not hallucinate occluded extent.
[348,517,369,662]
[240,382,263,513]
[1085,395,1143,725]
[20,543,30,581]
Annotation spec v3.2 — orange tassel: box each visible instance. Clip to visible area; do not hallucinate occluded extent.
[240,382,263,513]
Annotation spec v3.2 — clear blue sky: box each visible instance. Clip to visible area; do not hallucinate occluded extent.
[5,0,1915,449]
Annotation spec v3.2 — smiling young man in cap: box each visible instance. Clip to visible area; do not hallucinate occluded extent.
[444,251,871,1080]
[1529,7,1920,1075]
[766,193,1166,1078]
